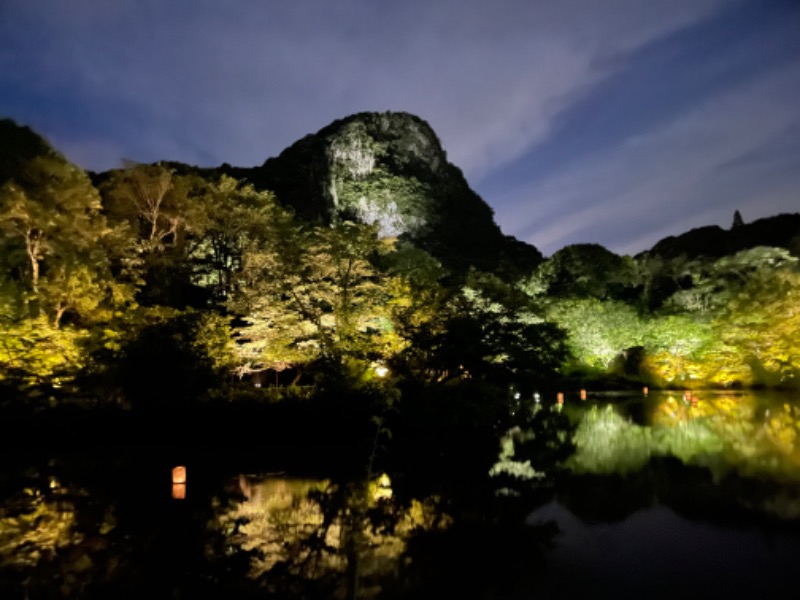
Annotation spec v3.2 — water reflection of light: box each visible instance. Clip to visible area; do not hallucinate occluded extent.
[570,392,800,484]
[216,474,451,589]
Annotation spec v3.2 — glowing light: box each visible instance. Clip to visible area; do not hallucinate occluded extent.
[580,389,587,401]
[643,386,649,397]
[557,392,564,405]
[172,466,187,484]
[172,466,187,500]
[372,473,393,501]
[374,364,389,378]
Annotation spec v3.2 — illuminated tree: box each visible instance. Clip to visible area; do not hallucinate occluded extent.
[99,164,207,307]
[712,265,800,386]
[101,162,197,250]
[182,175,287,304]
[641,314,715,385]
[0,145,135,389]
[0,156,129,324]
[523,243,632,300]
[400,270,567,388]
[545,298,646,374]
[231,221,401,378]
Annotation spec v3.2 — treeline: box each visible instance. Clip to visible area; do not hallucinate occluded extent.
[523,241,800,388]
[1,118,799,414]
[0,120,566,414]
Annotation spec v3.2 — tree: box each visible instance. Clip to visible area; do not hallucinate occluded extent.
[231,221,400,379]
[522,243,631,300]
[545,298,646,375]
[0,135,141,391]
[0,155,127,322]
[400,270,567,389]
[116,309,235,407]
[184,175,287,304]
[711,265,800,386]
[102,162,192,250]
[99,163,206,307]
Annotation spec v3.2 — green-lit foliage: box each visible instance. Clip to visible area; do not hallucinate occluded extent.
[99,164,207,308]
[184,175,285,304]
[3,116,798,401]
[524,243,633,300]
[400,270,567,389]
[100,162,199,252]
[569,393,800,484]
[545,298,645,374]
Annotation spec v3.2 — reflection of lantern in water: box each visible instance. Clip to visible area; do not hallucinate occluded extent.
[691,395,698,408]
[580,389,587,401]
[172,466,187,500]
[557,392,564,405]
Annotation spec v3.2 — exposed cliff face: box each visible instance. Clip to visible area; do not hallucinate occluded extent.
[236,111,538,272]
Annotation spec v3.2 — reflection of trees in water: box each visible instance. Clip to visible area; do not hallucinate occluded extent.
[565,393,800,519]
[0,404,569,600]
[0,457,260,599]
[215,474,452,599]
[0,473,120,597]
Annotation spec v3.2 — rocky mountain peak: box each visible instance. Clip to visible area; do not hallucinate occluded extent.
[240,111,540,272]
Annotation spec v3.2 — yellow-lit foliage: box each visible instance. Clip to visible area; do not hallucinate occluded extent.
[0,486,78,570]
[215,474,452,587]
[712,268,800,386]
[0,313,86,386]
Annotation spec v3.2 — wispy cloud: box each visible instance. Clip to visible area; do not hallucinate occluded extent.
[1,0,724,175]
[2,0,797,259]
[498,59,800,255]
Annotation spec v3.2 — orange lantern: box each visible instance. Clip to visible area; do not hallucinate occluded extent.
[643,386,649,397]
[691,395,698,408]
[557,392,564,405]
[580,389,587,401]
[172,466,187,500]
[172,466,187,484]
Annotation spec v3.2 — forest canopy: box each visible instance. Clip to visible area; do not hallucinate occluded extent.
[2,116,799,409]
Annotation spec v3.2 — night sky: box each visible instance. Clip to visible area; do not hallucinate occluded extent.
[2,0,799,256]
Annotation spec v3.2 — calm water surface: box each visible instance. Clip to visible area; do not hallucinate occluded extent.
[2,389,799,598]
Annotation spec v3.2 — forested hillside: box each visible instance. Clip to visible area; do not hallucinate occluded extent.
[2,114,799,409]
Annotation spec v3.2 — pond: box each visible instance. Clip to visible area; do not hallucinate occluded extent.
[2,389,800,598]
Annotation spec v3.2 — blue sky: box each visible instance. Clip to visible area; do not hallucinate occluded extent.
[1,0,798,256]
